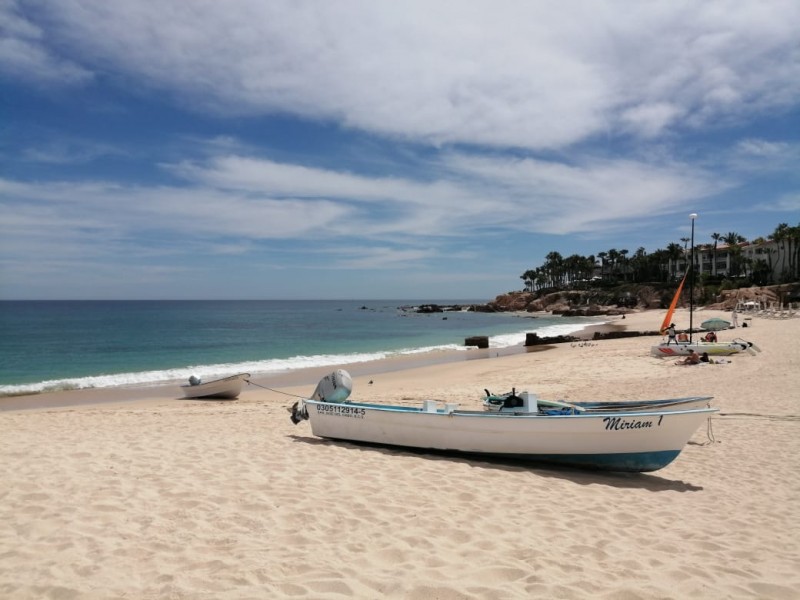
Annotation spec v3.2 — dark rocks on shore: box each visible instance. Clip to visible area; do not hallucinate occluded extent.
[554,307,624,317]
[591,330,662,340]
[524,333,575,346]
[401,304,476,314]
[464,336,489,348]
[524,329,661,346]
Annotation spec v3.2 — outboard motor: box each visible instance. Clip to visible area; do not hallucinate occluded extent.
[290,401,307,424]
[290,369,354,425]
[311,369,353,403]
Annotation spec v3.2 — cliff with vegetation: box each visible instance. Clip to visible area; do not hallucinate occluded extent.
[485,283,800,315]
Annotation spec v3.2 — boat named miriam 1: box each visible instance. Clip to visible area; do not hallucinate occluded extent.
[290,370,717,473]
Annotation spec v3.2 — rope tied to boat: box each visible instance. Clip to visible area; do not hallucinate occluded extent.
[245,379,309,399]
[701,415,717,445]
[244,380,310,424]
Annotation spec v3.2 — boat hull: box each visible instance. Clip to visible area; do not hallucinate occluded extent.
[181,373,249,399]
[302,400,716,473]
[650,341,750,357]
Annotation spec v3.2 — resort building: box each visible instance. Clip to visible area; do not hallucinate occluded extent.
[669,239,791,282]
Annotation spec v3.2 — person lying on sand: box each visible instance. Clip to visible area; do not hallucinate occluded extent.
[676,350,701,365]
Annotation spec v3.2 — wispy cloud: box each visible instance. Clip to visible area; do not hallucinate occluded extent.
[0,1,92,85]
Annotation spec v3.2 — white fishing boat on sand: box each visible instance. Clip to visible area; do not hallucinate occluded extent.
[290,370,717,473]
[181,373,250,400]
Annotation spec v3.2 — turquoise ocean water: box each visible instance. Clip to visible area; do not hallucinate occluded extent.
[0,300,602,396]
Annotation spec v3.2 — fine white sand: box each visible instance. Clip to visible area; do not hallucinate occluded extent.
[1,308,798,599]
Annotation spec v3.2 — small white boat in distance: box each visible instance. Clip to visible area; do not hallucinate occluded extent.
[291,370,717,473]
[181,373,250,400]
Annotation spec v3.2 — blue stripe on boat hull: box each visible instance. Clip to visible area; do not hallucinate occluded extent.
[500,450,682,472]
[319,436,682,473]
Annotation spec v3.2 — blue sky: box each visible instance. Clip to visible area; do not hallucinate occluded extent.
[1,1,799,300]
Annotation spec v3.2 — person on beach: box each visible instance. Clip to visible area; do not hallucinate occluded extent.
[704,331,717,342]
[677,331,689,342]
[677,350,701,365]
[666,323,677,345]
[732,309,739,327]
[700,352,712,363]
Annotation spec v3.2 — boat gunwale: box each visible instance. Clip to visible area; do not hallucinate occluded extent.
[302,399,718,419]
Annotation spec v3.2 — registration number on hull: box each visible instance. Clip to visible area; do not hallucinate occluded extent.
[315,404,366,419]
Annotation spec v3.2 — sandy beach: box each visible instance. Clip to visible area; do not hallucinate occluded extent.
[1,308,798,599]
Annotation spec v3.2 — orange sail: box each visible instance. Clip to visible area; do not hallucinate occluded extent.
[660,273,687,334]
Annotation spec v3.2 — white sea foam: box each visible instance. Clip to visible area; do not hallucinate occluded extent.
[0,345,460,396]
[0,319,603,397]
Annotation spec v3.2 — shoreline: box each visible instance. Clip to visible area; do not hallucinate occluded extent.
[0,313,626,412]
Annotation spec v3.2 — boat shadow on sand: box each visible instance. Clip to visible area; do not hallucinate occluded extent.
[288,435,705,493]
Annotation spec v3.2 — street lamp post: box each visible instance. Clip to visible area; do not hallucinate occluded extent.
[689,213,697,342]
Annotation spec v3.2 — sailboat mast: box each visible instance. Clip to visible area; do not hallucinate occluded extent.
[689,213,697,342]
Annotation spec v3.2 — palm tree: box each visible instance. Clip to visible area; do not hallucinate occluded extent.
[544,251,564,287]
[666,243,683,280]
[791,223,800,281]
[630,247,647,282]
[711,233,721,276]
[597,251,607,279]
[722,232,746,277]
[771,222,800,282]
[619,249,629,281]
[650,248,671,282]
[607,248,620,279]
[520,269,536,292]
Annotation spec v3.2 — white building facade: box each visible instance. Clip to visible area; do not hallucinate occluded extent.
[669,239,791,282]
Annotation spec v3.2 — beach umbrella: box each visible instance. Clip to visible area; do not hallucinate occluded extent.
[701,318,731,331]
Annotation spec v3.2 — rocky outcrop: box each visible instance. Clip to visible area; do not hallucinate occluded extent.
[483,283,799,315]
[478,292,538,312]
[485,288,656,315]
[705,284,800,310]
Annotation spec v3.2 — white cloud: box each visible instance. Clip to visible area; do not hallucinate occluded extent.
[0,0,92,85]
[17,0,800,149]
[735,139,789,157]
[758,194,800,213]
[620,103,685,138]
[439,152,725,234]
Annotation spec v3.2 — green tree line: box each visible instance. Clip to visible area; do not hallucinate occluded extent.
[520,222,800,291]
